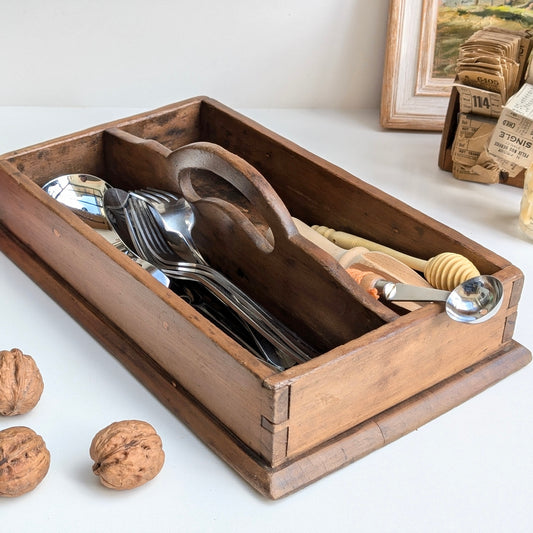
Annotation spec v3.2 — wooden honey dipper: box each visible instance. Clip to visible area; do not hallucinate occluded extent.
[312,225,480,291]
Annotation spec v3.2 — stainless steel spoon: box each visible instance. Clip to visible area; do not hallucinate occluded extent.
[131,188,206,265]
[373,275,504,324]
[41,173,170,286]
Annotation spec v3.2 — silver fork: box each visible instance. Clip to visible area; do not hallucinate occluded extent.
[131,189,318,361]
[102,187,284,367]
[124,200,286,370]
[124,195,311,368]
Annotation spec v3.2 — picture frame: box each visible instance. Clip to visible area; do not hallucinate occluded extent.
[380,0,451,131]
[381,0,533,132]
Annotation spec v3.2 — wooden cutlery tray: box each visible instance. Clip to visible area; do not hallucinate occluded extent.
[0,97,530,499]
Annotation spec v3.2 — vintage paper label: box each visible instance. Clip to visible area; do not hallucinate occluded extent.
[452,162,500,184]
[457,70,507,99]
[487,83,533,167]
[504,82,533,120]
[472,146,521,179]
[452,113,496,167]
[455,83,502,118]
[452,113,521,183]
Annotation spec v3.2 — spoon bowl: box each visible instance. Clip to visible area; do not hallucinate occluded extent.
[42,174,170,286]
[42,173,110,230]
[131,188,206,265]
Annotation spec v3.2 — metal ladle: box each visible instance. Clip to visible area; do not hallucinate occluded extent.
[373,275,504,324]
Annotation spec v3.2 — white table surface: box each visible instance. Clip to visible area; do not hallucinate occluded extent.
[0,107,531,533]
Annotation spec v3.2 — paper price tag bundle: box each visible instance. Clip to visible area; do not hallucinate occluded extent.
[455,85,502,119]
[449,28,533,184]
[456,28,527,103]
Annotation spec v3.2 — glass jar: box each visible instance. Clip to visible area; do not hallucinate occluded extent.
[519,164,533,240]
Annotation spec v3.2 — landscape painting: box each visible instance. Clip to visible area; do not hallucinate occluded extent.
[433,1,533,80]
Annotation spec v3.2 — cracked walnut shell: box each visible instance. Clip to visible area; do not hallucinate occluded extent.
[0,348,44,416]
[0,426,50,497]
[90,420,165,490]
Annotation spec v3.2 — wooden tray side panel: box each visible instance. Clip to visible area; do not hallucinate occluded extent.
[269,266,521,458]
[0,163,277,458]
[199,100,510,275]
[1,97,204,186]
[266,341,531,499]
[6,131,107,186]
[118,99,202,151]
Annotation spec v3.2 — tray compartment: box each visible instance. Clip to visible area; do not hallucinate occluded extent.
[100,126,394,352]
[199,101,513,276]
[0,162,276,453]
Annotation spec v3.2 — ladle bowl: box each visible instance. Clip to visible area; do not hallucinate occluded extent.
[445,275,504,324]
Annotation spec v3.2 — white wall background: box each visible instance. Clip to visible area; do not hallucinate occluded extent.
[0,0,389,109]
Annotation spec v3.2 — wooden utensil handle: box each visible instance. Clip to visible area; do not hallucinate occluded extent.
[312,225,428,272]
[292,218,368,266]
[294,218,430,300]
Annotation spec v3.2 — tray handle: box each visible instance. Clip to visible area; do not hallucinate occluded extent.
[170,141,297,254]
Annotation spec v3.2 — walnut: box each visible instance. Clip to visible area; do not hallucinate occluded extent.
[90,420,164,490]
[0,348,44,416]
[0,426,50,497]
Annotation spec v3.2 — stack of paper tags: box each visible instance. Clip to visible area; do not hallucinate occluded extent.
[450,28,532,184]
[456,28,526,102]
